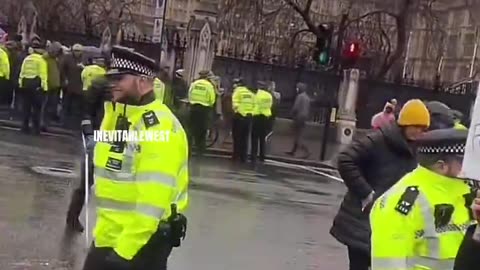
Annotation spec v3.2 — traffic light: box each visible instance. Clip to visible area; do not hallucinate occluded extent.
[342,42,361,69]
[313,24,332,66]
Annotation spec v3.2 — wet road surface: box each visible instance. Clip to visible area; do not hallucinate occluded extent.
[0,127,348,270]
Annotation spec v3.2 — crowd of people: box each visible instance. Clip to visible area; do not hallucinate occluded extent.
[0,36,173,135]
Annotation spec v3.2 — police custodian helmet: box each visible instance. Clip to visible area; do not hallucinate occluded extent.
[106,45,158,77]
[417,128,468,155]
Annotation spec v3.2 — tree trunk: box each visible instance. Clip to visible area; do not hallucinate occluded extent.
[333,14,348,72]
[375,0,411,79]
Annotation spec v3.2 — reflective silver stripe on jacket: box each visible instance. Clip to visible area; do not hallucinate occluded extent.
[96,197,165,219]
[95,167,176,186]
[372,257,455,269]
[416,192,441,258]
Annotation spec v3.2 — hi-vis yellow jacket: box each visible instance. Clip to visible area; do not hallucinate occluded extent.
[370,166,475,270]
[93,99,189,260]
[81,64,106,91]
[232,86,255,116]
[0,46,10,80]
[19,53,48,91]
[254,89,273,117]
[188,78,216,107]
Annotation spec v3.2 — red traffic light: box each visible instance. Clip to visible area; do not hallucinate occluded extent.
[349,43,356,53]
[343,42,360,58]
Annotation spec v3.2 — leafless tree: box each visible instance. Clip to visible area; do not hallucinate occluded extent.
[219,0,443,79]
[218,0,309,64]
[285,0,443,79]
[0,0,139,36]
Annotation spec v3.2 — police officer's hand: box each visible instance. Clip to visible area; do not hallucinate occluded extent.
[105,250,133,270]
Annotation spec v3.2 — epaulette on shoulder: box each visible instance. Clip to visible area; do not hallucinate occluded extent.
[394,186,419,215]
[142,110,160,129]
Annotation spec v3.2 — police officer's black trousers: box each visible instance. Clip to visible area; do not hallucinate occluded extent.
[82,235,173,270]
[232,113,252,162]
[21,87,44,133]
[251,115,269,161]
[0,78,12,105]
[66,153,94,222]
[188,104,211,156]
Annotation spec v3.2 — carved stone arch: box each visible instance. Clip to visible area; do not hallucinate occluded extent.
[199,22,212,50]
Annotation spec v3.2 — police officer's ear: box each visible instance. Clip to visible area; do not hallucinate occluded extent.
[434,159,450,175]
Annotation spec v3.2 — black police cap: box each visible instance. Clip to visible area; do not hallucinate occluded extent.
[417,128,468,155]
[107,45,158,77]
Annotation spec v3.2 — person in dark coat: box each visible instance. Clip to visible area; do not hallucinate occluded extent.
[454,193,480,270]
[65,75,110,232]
[425,100,456,130]
[330,99,431,270]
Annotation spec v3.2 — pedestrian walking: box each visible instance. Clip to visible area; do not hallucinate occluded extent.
[251,80,273,162]
[330,99,431,270]
[231,78,255,163]
[187,70,216,157]
[65,74,110,233]
[371,102,395,129]
[286,82,311,158]
[81,46,189,270]
[370,128,474,270]
[65,58,108,232]
[18,37,48,135]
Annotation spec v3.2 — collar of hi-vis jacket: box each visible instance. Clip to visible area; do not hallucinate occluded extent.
[414,166,470,193]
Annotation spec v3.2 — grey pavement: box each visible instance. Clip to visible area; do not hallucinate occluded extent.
[0,125,349,270]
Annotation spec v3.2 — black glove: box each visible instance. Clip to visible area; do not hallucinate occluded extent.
[168,204,187,247]
[105,250,133,270]
[81,119,94,136]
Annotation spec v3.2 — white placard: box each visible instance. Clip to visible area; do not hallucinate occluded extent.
[462,83,480,180]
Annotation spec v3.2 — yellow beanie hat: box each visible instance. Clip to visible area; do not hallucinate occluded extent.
[397,99,430,127]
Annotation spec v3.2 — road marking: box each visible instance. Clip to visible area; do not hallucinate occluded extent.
[266,159,344,183]
[197,153,344,183]
[0,125,71,138]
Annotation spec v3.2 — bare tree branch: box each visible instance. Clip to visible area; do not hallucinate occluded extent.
[290,28,312,47]
[345,10,399,28]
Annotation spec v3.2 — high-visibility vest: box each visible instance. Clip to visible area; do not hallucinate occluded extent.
[18,53,48,91]
[188,79,216,107]
[0,47,10,80]
[153,77,165,103]
[254,89,273,117]
[454,121,467,130]
[81,65,106,91]
[93,99,189,260]
[232,86,255,116]
[370,166,475,270]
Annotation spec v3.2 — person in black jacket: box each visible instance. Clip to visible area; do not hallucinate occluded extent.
[65,75,110,232]
[454,194,480,270]
[330,99,431,270]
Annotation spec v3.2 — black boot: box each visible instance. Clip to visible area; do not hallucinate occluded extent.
[66,189,85,233]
